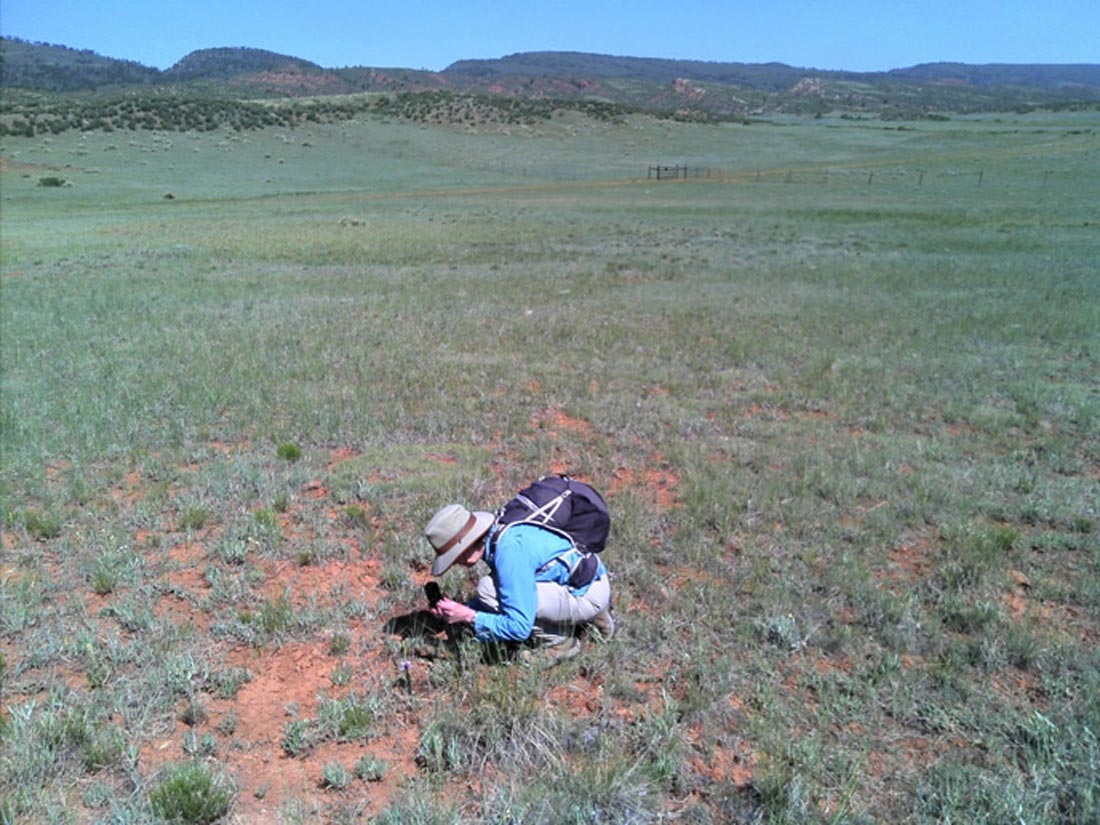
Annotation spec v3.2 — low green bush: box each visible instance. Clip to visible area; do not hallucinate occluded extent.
[148,761,235,824]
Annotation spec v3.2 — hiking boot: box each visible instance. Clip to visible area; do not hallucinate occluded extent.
[519,636,582,668]
[532,622,572,649]
[589,606,616,641]
[544,636,582,665]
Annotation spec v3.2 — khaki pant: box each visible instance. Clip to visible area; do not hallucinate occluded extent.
[476,574,611,638]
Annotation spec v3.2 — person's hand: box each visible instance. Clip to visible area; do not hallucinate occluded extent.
[432,597,476,625]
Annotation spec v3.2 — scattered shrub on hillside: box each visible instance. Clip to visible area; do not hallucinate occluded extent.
[0,89,646,137]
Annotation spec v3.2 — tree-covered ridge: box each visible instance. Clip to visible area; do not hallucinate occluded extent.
[2,37,1098,119]
[165,47,328,81]
[446,51,1100,92]
[0,37,160,92]
[445,51,838,90]
[886,62,1100,90]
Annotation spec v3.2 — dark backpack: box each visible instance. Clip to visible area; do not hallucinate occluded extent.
[493,474,611,588]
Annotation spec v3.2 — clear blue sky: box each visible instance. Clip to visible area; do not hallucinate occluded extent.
[2,0,1097,72]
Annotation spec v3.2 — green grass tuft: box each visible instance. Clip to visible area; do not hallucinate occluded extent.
[277,442,303,462]
[148,761,235,824]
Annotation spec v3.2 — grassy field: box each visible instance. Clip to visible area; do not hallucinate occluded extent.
[2,107,1099,823]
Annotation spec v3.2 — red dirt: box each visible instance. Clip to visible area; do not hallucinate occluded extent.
[687,724,757,787]
[877,538,937,590]
[530,406,596,438]
[609,464,681,510]
[207,637,420,819]
[128,549,414,818]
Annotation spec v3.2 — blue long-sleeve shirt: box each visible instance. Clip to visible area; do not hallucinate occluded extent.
[471,523,607,642]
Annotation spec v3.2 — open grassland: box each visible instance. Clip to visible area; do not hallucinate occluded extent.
[1,109,1099,823]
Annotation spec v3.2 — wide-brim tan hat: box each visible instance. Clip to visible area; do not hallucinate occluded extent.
[425,504,494,575]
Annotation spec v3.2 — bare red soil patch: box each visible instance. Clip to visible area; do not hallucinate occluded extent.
[877,538,936,591]
[688,724,757,788]
[531,406,595,438]
[218,641,417,818]
[610,465,681,510]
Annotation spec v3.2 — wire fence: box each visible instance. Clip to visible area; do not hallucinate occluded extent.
[643,165,1016,187]
[648,165,713,180]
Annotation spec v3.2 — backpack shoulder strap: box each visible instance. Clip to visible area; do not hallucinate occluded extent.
[513,488,572,525]
[489,519,577,562]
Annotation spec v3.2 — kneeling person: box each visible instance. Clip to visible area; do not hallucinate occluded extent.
[424,504,614,649]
